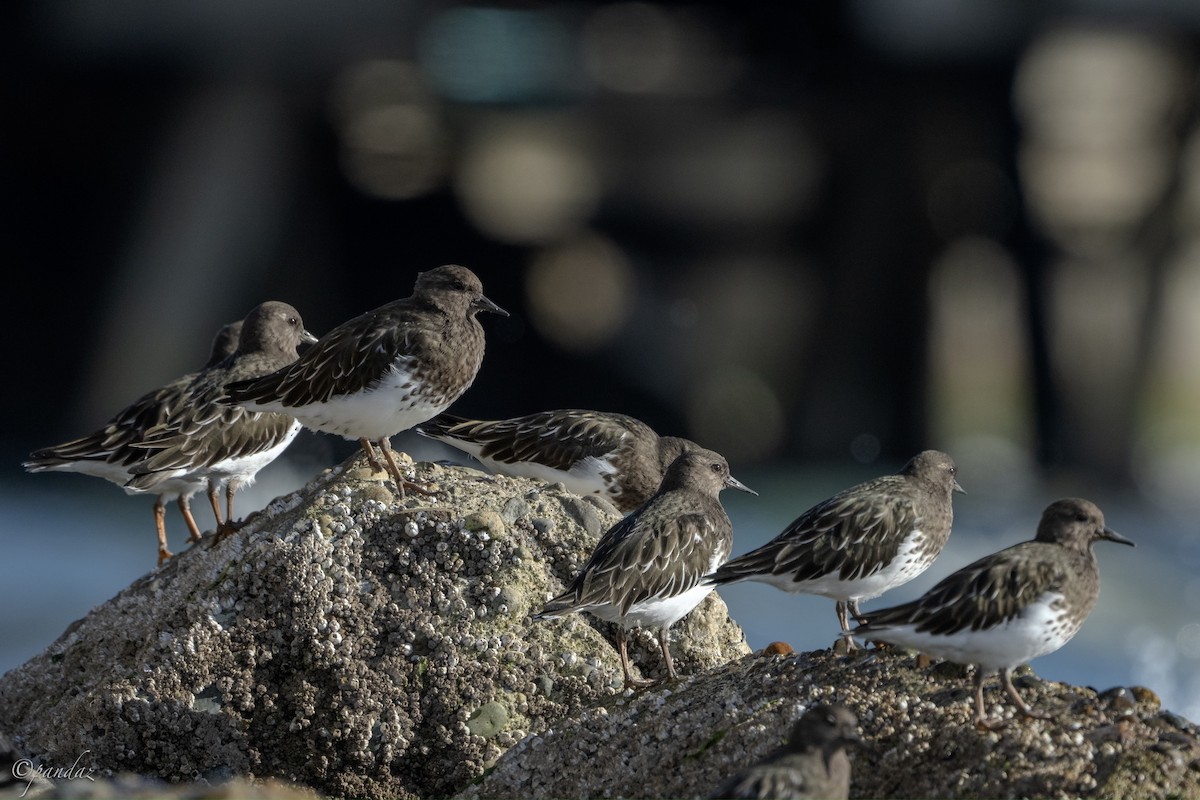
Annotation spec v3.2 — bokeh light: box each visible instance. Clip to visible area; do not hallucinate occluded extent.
[524,234,635,352]
[686,365,784,464]
[928,236,1030,447]
[418,6,580,103]
[331,59,447,200]
[1014,26,1186,253]
[454,116,601,243]
[581,2,741,96]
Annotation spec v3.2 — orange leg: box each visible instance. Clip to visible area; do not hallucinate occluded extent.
[155,498,174,565]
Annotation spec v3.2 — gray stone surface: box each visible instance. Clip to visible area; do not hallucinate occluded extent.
[461,646,1200,800]
[0,454,749,800]
[4,453,1197,800]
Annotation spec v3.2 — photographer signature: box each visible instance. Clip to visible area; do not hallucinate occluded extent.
[11,751,96,798]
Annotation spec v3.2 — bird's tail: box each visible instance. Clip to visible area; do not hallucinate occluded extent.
[531,591,579,621]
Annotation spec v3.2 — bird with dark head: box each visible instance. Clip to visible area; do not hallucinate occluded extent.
[535,448,756,688]
[852,497,1134,729]
[24,317,251,565]
[706,450,964,644]
[126,301,317,555]
[223,265,507,497]
[417,409,701,513]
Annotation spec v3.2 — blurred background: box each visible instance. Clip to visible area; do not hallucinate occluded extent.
[4,1,1200,724]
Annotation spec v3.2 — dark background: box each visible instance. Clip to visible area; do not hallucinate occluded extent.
[8,1,1200,484]
[4,0,1200,722]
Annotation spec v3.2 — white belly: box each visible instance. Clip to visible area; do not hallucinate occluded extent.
[452,446,615,498]
[126,471,207,500]
[252,364,455,440]
[586,547,724,631]
[588,583,716,631]
[204,419,303,489]
[866,591,1080,671]
[31,454,205,500]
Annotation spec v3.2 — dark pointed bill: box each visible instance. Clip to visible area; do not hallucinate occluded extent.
[726,474,757,495]
[472,295,509,316]
[1101,527,1135,547]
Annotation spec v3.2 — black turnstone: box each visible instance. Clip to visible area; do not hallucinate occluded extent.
[705,450,964,642]
[126,301,317,548]
[24,319,245,565]
[416,409,702,512]
[534,448,756,687]
[711,703,861,800]
[223,265,507,496]
[851,497,1134,729]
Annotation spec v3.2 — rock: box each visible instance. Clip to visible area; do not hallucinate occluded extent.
[459,647,1200,800]
[0,457,750,800]
[3,454,1196,800]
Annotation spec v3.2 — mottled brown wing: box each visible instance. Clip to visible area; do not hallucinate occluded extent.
[25,377,193,468]
[710,476,916,584]
[542,504,727,616]
[126,369,295,486]
[862,543,1066,636]
[225,302,427,407]
[434,410,646,472]
[711,754,817,800]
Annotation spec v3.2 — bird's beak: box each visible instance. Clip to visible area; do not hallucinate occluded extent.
[1100,527,1135,547]
[726,474,757,495]
[301,329,319,345]
[953,479,966,494]
[473,295,509,317]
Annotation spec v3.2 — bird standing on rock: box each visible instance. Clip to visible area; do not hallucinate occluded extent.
[127,301,318,551]
[535,448,756,688]
[24,318,247,565]
[417,409,701,512]
[851,497,1134,729]
[705,450,964,642]
[223,265,507,496]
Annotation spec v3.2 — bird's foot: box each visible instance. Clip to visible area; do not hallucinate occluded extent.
[974,715,1008,732]
[213,518,247,544]
[397,478,438,497]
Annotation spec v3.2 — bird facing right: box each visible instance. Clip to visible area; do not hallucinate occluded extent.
[706,450,964,640]
[223,265,507,496]
[711,703,861,800]
[535,448,756,688]
[851,497,1134,729]
[125,301,317,553]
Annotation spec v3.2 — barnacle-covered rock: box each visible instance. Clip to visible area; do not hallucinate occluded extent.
[0,455,750,799]
[460,646,1200,800]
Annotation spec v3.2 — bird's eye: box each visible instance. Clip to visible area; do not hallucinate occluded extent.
[452,279,467,291]
[289,317,299,326]
[1075,513,1088,522]
[825,713,837,725]
[710,463,723,474]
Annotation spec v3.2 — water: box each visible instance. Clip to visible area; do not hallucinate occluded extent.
[3,447,1198,725]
